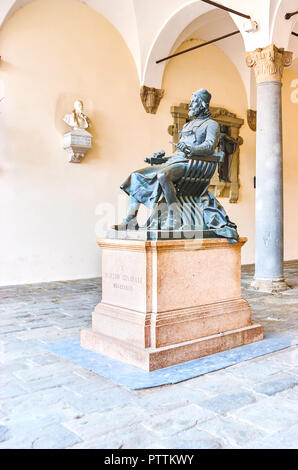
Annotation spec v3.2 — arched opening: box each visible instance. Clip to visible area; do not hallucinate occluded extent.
[142,2,249,103]
[0,0,144,285]
[0,0,142,78]
[271,0,298,49]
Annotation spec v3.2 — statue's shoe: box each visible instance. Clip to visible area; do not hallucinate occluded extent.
[139,219,159,230]
[111,218,139,231]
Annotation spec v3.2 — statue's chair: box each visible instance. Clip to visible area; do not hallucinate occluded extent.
[144,134,238,231]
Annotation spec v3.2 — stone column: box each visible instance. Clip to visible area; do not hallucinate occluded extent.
[246,45,292,293]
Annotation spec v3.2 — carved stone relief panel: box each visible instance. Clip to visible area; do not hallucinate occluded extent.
[140,86,164,114]
[168,104,244,203]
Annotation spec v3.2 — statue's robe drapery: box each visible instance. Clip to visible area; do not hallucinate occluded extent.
[120,116,238,241]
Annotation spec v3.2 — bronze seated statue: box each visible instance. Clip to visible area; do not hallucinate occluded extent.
[111,88,239,241]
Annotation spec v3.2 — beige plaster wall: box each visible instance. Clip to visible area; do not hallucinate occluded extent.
[0,0,297,285]
[283,68,298,262]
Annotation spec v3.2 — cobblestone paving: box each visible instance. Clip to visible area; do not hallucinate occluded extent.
[0,262,298,449]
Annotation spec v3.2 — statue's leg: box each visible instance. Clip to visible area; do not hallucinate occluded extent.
[157,164,185,204]
[157,164,186,229]
[111,196,140,230]
[127,196,140,220]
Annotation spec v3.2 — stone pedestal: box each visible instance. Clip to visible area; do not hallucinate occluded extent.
[81,237,263,371]
[63,128,92,163]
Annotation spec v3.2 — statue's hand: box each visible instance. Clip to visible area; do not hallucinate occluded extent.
[144,156,168,165]
[176,142,191,155]
[144,149,167,165]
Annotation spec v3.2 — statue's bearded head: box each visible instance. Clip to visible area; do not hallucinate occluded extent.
[74,100,84,115]
[188,88,211,117]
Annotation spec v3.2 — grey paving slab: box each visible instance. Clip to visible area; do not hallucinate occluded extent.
[0,381,27,400]
[147,431,224,450]
[229,397,298,433]
[63,405,149,441]
[180,369,245,395]
[2,338,45,353]
[267,346,298,367]
[0,387,80,418]
[143,403,216,436]
[0,425,9,443]
[196,416,271,447]
[197,392,256,415]
[136,385,210,413]
[15,326,66,342]
[69,424,162,450]
[19,373,87,393]
[0,399,81,449]
[63,385,138,414]
[226,358,289,382]
[0,423,82,449]
[13,362,78,382]
[30,424,82,449]
[25,353,63,367]
[252,374,298,396]
[243,423,298,449]
[62,375,116,395]
[0,262,297,449]
[277,385,298,402]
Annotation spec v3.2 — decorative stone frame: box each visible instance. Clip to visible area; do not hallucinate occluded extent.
[168,104,244,203]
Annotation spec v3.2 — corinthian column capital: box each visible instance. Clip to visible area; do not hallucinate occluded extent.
[246,44,292,84]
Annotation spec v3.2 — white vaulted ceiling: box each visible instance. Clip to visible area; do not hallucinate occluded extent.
[0,0,297,104]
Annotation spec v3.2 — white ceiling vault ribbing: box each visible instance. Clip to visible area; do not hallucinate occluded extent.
[0,0,297,107]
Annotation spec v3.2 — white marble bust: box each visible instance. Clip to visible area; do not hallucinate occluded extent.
[63,100,89,130]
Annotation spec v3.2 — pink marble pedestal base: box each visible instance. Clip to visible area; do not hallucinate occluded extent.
[81,237,263,371]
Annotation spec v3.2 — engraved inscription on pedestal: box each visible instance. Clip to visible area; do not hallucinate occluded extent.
[101,248,147,312]
[103,271,143,293]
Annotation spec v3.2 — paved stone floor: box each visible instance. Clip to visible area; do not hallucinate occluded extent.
[0,262,298,449]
